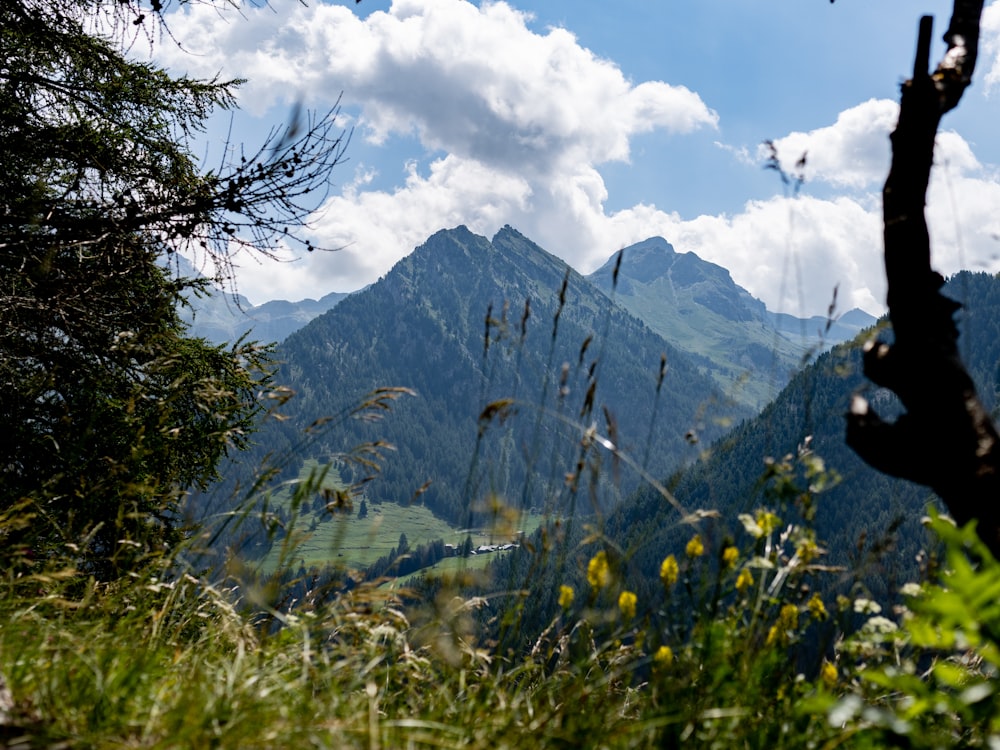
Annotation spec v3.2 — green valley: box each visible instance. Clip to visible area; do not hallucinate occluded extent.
[254,462,541,573]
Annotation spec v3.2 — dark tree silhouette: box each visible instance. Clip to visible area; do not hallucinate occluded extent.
[0,0,348,577]
[845,1,1000,556]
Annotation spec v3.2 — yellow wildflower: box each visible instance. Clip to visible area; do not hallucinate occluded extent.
[767,603,799,645]
[618,590,637,620]
[820,660,838,688]
[807,593,828,621]
[558,585,575,610]
[778,603,799,628]
[722,546,739,568]
[660,554,679,588]
[765,624,780,646]
[653,645,674,670]
[587,550,611,590]
[685,534,704,558]
[756,510,780,535]
[735,568,753,593]
[796,536,820,563]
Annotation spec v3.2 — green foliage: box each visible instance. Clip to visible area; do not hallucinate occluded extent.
[3,444,988,749]
[251,226,743,538]
[804,512,1000,747]
[0,0,346,577]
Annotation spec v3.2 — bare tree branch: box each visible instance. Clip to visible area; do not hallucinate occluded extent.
[845,1,1000,558]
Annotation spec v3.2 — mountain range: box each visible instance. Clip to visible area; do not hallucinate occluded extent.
[200,225,883,565]
[182,232,874,412]
[587,236,873,409]
[172,254,350,345]
[229,225,743,533]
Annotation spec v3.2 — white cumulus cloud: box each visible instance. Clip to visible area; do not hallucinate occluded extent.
[156,0,717,170]
[156,1,1000,320]
[983,0,1000,93]
[765,99,897,190]
[156,0,718,300]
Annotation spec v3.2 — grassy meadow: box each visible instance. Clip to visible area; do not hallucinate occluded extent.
[5,496,1000,748]
[4,290,992,748]
[255,460,542,574]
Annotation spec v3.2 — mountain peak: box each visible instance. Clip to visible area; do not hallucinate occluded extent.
[622,236,677,258]
[399,225,493,273]
[590,237,677,287]
[621,237,680,284]
[491,224,525,243]
[268,225,735,529]
[414,225,481,251]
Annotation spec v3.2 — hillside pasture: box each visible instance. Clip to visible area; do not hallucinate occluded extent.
[257,461,539,573]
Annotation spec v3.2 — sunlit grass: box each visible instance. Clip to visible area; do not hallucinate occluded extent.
[257,499,542,573]
[1,259,992,750]
[1,438,996,748]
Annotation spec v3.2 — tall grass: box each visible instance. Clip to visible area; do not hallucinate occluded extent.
[1,267,994,748]
[4,474,991,747]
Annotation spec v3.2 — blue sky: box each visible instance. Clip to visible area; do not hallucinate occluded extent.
[154,0,1000,317]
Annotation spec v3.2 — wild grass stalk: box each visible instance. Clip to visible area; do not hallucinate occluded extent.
[2,260,992,749]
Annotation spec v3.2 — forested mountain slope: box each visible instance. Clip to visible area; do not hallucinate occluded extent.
[634,271,1000,574]
[588,237,875,410]
[220,225,747,540]
[485,270,1000,644]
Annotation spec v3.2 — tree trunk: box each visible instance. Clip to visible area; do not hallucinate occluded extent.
[845,1,1000,558]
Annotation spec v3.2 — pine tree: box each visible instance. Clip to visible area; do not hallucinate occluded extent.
[0,0,348,577]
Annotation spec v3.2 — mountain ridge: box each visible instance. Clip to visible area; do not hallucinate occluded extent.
[587,236,875,408]
[216,225,744,547]
[170,254,352,344]
[177,230,875,407]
